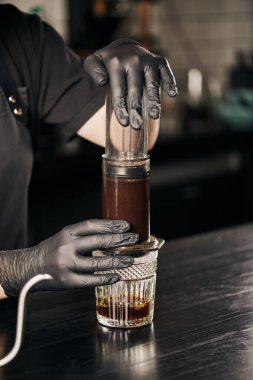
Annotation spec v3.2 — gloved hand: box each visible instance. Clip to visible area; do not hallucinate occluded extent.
[0,219,138,296]
[84,38,177,129]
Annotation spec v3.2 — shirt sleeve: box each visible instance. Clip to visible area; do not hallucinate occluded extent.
[36,22,106,139]
[0,5,105,140]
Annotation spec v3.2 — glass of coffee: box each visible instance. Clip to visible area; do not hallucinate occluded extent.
[93,249,158,328]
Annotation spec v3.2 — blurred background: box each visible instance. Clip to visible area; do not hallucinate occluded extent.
[1,0,253,243]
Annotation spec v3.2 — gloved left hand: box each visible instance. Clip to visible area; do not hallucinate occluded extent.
[84,38,177,129]
[0,219,137,296]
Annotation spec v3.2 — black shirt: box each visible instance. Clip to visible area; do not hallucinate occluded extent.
[0,5,105,250]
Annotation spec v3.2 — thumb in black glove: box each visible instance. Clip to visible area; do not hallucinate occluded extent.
[84,38,177,129]
[0,219,138,296]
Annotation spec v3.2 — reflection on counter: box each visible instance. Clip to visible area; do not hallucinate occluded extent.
[95,324,158,379]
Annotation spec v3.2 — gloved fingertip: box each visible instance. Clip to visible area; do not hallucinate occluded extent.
[127,233,139,243]
[108,274,121,284]
[148,104,161,119]
[99,79,108,87]
[121,221,131,230]
[166,84,178,98]
[115,110,129,126]
[149,112,160,119]
[119,118,130,127]
[118,256,134,267]
[169,91,178,98]
[130,109,142,130]
[132,125,142,131]
[111,220,130,232]
[113,232,139,246]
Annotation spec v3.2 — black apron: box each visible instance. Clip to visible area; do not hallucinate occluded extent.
[0,57,33,249]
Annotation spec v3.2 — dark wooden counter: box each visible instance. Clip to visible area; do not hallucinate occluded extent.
[1,223,253,379]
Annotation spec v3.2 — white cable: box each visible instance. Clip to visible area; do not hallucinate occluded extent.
[0,274,53,367]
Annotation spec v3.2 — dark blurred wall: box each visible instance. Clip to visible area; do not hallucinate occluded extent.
[148,0,253,93]
[68,0,130,50]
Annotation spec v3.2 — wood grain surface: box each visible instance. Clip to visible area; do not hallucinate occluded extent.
[1,223,253,379]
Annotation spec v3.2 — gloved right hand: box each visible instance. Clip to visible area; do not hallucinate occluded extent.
[0,219,138,297]
[84,38,177,129]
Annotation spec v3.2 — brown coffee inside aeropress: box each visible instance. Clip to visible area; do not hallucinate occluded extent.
[103,175,150,242]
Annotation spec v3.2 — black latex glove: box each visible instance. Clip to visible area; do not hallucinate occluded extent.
[84,38,177,129]
[0,219,137,297]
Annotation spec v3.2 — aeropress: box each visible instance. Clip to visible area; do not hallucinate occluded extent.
[93,87,164,328]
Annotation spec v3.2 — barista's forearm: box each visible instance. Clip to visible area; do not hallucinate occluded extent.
[77,105,160,150]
